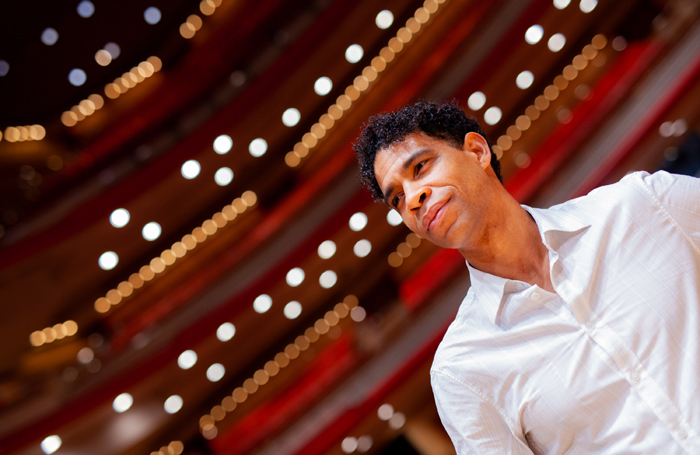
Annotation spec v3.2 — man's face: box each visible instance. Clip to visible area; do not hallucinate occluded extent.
[374,132,498,253]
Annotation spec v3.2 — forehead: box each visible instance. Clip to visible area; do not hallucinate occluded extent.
[373,133,439,194]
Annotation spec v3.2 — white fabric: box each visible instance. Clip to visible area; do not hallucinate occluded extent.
[431,171,700,455]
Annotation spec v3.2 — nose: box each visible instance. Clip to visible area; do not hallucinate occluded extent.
[407,184,429,212]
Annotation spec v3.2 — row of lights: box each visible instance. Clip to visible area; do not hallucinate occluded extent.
[60,57,163,127]
[465,0,599,128]
[2,125,46,142]
[284,0,445,168]
[387,233,422,268]
[489,33,608,168]
[29,320,79,347]
[198,295,362,440]
[60,94,105,127]
[340,404,406,453]
[93,191,257,314]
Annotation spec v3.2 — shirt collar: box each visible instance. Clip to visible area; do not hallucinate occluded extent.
[466,204,590,325]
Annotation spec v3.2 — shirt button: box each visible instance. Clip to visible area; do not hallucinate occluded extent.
[531,292,540,300]
[585,321,595,330]
[630,372,640,383]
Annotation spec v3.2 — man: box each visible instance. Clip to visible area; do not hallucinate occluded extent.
[354,101,700,454]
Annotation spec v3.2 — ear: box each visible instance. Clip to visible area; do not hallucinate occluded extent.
[463,132,492,171]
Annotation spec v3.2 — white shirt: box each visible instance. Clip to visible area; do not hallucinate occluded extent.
[431,171,700,455]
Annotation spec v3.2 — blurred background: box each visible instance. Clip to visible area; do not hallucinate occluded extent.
[1,0,699,454]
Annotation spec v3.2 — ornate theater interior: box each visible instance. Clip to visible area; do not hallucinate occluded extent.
[1,0,699,454]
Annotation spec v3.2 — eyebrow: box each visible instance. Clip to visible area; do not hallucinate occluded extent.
[382,148,430,203]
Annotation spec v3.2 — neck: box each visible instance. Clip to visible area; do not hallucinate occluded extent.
[460,204,553,292]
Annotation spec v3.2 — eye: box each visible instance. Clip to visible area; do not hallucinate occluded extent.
[415,159,428,174]
[392,193,403,208]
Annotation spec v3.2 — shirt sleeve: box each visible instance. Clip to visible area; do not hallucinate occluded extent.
[431,370,535,455]
[640,171,700,252]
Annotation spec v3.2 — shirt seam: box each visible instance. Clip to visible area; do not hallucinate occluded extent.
[637,176,700,258]
[432,368,522,435]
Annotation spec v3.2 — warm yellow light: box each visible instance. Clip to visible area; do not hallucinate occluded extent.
[396,242,412,258]
[397,27,412,43]
[147,56,162,72]
[42,327,56,343]
[388,37,404,52]
[334,302,349,318]
[182,234,197,250]
[161,249,176,265]
[199,415,215,428]
[221,396,236,411]
[61,111,78,126]
[212,212,227,228]
[5,127,20,142]
[406,18,421,33]
[30,330,46,346]
[131,67,145,83]
[423,0,438,13]
[254,369,269,385]
[524,106,540,121]
[264,360,280,376]
[180,23,195,39]
[138,61,155,77]
[310,123,326,139]
[150,257,166,273]
[64,320,78,336]
[221,206,237,221]
[202,219,217,235]
[54,323,68,339]
[274,352,290,368]
[591,34,607,50]
[169,441,184,455]
[243,378,259,393]
[232,387,248,403]
[105,83,120,99]
[80,99,96,115]
[129,273,145,289]
[88,94,104,109]
[362,67,378,84]
[95,297,111,313]
[187,14,203,30]
[543,85,560,101]
[506,125,522,141]
[388,252,403,267]
[371,56,387,72]
[492,145,504,160]
[415,7,430,23]
[210,405,226,421]
[200,0,215,15]
[553,75,568,90]
[353,75,369,91]
[379,47,395,62]
[171,242,187,258]
[231,198,246,213]
[497,135,513,151]
[294,336,310,351]
[328,104,343,120]
[572,55,588,70]
[29,125,46,140]
[285,152,301,167]
[534,95,550,110]
[284,344,300,359]
[345,85,360,101]
[139,265,155,281]
[336,95,352,111]
[314,319,330,334]
[118,281,134,297]
[305,327,320,342]
[106,289,122,305]
[192,227,207,243]
[294,141,309,157]
[95,49,112,66]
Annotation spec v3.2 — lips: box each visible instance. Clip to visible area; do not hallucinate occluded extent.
[423,198,449,232]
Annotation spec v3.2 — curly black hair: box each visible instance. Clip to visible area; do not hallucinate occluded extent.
[353,100,502,201]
